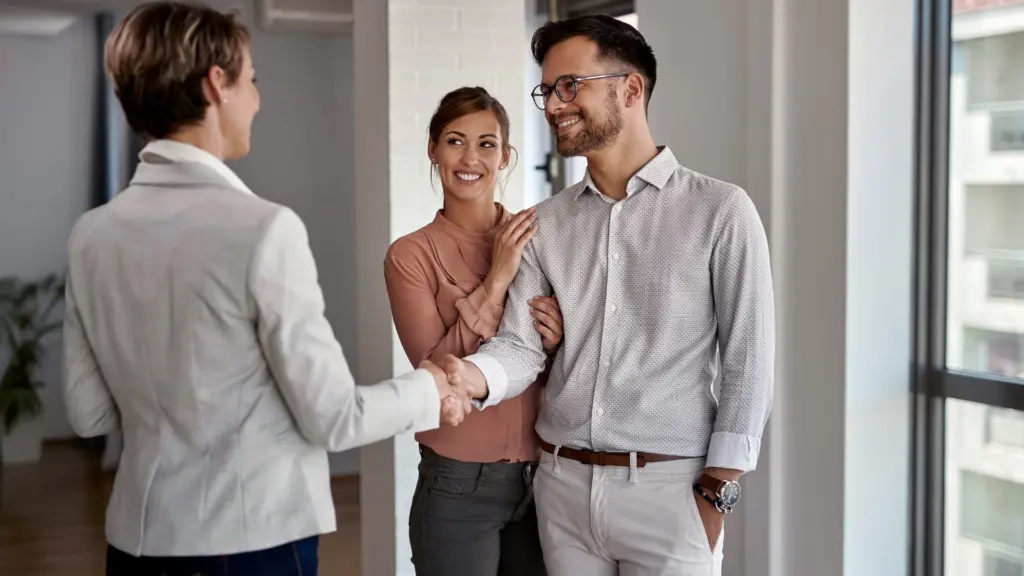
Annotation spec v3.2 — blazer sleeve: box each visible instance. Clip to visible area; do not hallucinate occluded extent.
[250,207,441,452]
[384,244,503,367]
[62,259,121,438]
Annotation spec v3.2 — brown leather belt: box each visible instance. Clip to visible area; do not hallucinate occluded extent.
[539,440,686,468]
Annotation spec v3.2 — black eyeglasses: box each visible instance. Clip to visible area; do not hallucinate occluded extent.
[531,73,630,110]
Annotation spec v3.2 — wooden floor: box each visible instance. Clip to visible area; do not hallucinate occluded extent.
[0,442,361,575]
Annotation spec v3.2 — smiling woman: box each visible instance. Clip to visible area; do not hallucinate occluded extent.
[383,86,565,576]
[427,87,518,202]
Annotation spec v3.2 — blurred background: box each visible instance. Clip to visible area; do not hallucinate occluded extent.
[0,0,1021,575]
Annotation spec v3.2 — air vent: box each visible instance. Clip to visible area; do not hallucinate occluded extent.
[255,0,353,34]
[0,7,77,36]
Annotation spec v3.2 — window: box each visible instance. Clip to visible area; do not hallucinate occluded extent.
[916,2,1024,576]
[964,31,1024,111]
[986,406,1024,449]
[985,552,1024,576]
[991,111,1024,152]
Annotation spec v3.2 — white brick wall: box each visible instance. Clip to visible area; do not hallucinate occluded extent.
[389,0,526,245]
[357,2,527,575]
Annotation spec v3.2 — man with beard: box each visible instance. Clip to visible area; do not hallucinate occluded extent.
[439,15,775,575]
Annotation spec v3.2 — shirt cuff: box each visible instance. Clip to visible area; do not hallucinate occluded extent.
[463,352,508,410]
[706,431,762,472]
[404,368,442,433]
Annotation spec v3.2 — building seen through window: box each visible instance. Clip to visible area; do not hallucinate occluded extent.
[944,1,1024,575]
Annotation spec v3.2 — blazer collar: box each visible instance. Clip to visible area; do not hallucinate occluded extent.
[129,139,254,195]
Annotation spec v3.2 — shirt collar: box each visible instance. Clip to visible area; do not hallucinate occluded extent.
[576,145,678,200]
[139,139,253,195]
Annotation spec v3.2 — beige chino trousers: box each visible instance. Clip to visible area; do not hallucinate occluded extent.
[534,449,724,576]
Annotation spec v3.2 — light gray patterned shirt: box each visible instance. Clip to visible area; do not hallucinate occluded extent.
[465,147,774,472]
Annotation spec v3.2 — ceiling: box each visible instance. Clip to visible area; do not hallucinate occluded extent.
[0,0,636,38]
[0,0,241,36]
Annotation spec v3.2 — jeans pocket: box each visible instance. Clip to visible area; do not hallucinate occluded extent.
[428,469,482,497]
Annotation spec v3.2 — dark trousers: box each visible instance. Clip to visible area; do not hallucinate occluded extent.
[409,445,547,576]
[106,535,318,576]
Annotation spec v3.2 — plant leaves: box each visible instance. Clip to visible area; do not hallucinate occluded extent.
[0,272,64,434]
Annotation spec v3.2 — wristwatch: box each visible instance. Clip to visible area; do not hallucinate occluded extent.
[693,473,741,514]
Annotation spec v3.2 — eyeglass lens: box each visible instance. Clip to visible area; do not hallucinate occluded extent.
[532,76,578,109]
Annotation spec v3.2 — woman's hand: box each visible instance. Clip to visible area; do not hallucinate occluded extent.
[484,208,537,303]
[530,295,563,354]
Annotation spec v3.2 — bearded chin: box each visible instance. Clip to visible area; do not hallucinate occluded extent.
[556,132,586,157]
[559,116,622,157]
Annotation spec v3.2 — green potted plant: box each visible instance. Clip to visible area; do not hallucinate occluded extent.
[0,273,64,466]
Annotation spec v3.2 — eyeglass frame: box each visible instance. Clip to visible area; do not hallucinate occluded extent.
[530,72,631,110]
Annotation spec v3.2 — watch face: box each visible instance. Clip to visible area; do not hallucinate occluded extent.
[720,481,741,507]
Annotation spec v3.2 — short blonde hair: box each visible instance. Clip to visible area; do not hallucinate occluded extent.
[105,1,251,139]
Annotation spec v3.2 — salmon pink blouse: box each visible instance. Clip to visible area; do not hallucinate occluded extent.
[384,204,543,463]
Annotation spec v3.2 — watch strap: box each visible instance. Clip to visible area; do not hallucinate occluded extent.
[695,473,728,495]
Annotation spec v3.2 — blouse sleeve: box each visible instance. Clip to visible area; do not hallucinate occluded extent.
[384,244,504,365]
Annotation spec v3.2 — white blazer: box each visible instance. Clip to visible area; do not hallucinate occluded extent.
[62,140,441,557]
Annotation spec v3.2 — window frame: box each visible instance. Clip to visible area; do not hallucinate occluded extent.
[913,1,1024,575]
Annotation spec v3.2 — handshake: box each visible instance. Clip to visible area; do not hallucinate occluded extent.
[419,354,488,427]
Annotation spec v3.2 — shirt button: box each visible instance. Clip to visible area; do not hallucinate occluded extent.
[610,304,618,313]
[597,407,604,416]
[612,252,620,261]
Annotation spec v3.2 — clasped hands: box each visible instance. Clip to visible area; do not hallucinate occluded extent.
[419,355,488,427]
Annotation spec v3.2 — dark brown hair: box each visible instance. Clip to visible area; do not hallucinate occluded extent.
[532,15,657,109]
[105,1,251,140]
[427,86,518,193]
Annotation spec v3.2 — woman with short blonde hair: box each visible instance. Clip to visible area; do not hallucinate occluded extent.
[64,3,462,575]
[105,0,258,155]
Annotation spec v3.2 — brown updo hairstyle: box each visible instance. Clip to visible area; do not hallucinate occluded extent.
[427,86,519,196]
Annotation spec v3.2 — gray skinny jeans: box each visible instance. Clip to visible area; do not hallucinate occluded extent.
[408,444,547,576]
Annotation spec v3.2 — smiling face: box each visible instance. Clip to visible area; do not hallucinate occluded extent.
[429,109,510,204]
[542,36,625,157]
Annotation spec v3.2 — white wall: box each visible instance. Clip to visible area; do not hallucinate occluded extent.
[0,17,98,440]
[639,1,915,575]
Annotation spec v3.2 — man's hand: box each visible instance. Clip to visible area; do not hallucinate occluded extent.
[693,467,741,551]
[438,354,489,400]
[529,295,563,354]
[420,360,471,426]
